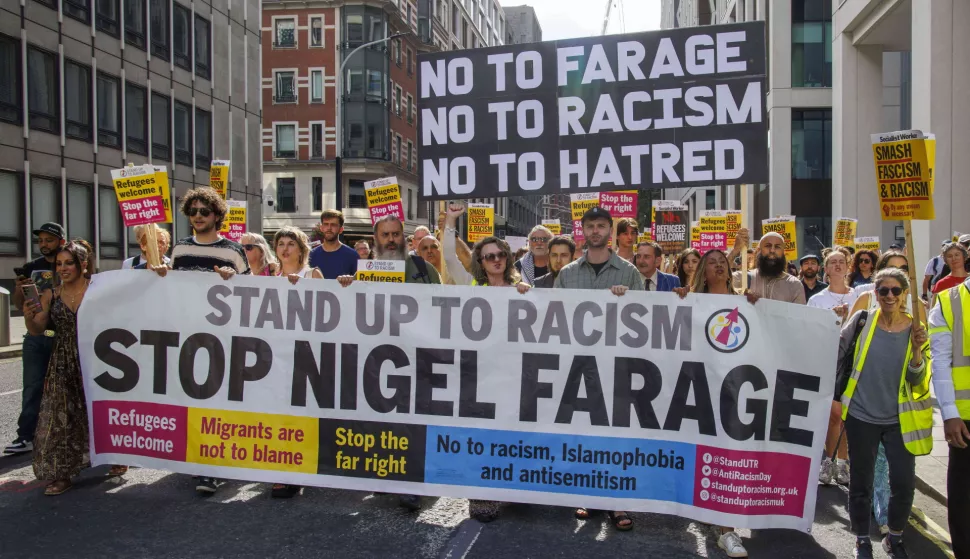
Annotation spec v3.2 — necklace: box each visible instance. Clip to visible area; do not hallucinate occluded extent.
[62,279,89,310]
[879,314,909,333]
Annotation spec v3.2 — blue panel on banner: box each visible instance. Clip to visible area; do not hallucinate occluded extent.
[425,426,696,504]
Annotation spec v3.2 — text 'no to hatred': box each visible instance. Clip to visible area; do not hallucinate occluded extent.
[418,22,768,200]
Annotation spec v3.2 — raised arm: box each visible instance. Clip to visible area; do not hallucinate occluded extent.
[442,203,474,286]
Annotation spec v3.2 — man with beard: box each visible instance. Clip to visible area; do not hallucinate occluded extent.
[5,223,66,455]
[514,225,553,285]
[336,215,439,511]
[731,228,806,304]
[800,254,828,302]
[533,236,575,288]
[554,207,642,533]
[150,187,249,494]
[309,209,359,279]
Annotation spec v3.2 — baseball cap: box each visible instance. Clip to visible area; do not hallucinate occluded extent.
[581,206,613,226]
[799,254,821,265]
[32,222,66,239]
[890,243,903,249]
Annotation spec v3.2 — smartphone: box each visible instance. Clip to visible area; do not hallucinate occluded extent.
[13,266,27,279]
[21,283,41,310]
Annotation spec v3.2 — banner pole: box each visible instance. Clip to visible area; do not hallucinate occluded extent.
[740,184,749,293]
[904,221,921,318]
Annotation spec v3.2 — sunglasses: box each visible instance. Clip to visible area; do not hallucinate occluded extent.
[243,244,255,251]
[187,207,213,217]
[530,237,550,243]
[877,286,903,297]
[858,258,871,264]
[480,253,507,263]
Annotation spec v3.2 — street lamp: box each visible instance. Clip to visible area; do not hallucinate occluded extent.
[334,31,408,212]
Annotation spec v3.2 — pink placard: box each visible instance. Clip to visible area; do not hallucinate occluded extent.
[92,400,188,462]
[224,223,247,243]
[369,201,405,225]
[119,195,166,227]
[692,445,809,517]
[697,232,728,254]
[598,191,638,219]
[572,219,584,242]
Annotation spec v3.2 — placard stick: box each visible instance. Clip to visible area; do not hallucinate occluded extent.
[437,200,450,285]
[740,185,749,293]
[144,225,161,268]
[903,221,922,320]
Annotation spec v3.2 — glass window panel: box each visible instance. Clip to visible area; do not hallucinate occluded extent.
[150,0,169,59]
[174,198,190,239]
[195,108,211,166]
[276,18,295,45]
[125,0,145,47]
[348,179,366,209]
[276,124,295,155]
[311,17,323,46]
[173,3,191,69]
[126,83,147,153]
[0,35,19,123]
[346,15,363,43]
[96,0,119,35]
[152,93,170,159]
[67,182,94,244]
[27,48,57,132]
[311,71,323,102]
[0,172,22,254]
[312,123,323,158]
[194,16,210,78]
[276,178,296,212]
[366,69,382,98]
[312,177,323,211]
[97,73,120,147]
[65,61,91,140]
[31,177,59,257]
[174,101,192,164]
[99,187,122,258]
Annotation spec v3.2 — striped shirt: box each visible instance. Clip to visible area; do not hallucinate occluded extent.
[170,236,250,274]
[553,251,644,291]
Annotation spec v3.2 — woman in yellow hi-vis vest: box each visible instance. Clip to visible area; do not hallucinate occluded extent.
[928,275,970,559]
[836,268,932,559]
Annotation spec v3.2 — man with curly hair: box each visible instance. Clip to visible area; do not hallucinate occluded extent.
[150,186,249,495]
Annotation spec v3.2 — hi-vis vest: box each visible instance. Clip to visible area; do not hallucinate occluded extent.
[929,284,970,420]
[840,309,934,455]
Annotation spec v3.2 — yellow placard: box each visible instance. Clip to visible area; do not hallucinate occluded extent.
[209,160,229,199]
[467,203,494,243]
[925,134,935,194]
[762,216,798,262]
[690,221,700,247]
[570,193,598,220]
[542,219,561,235]
[871,131,934,221]
[355,260,406,282]
[725,210,742,247]
[854,236,880,253]
[111,164,170,226]
[638,232,652,244]
[185,408,318,474]
[834,218,858,248]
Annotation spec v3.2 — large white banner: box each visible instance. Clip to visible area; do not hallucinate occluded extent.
[78,271,838,532]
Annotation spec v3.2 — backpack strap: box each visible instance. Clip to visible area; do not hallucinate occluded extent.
[410,254,431,284]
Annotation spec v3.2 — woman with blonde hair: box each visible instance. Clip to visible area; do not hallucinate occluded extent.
[273,226,323,283]
[240,232,278,276]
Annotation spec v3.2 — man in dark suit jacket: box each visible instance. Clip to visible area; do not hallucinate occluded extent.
[635,241,681,292]
[533,236,576,288]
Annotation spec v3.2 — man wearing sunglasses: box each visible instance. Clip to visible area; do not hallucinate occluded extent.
[514,225,553,285]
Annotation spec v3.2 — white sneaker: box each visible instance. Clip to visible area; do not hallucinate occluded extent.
[836,460,850,485]
[718,531,748,558]
[3,439,33,454]
[819,457,835,485]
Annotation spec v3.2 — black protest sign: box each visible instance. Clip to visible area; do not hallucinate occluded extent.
[418,21,768,201]
[655,209,690,255]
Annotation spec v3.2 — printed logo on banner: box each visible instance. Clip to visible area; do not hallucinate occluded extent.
[705,308,749,353]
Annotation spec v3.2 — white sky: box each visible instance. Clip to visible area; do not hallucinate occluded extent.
[499,0,662,41]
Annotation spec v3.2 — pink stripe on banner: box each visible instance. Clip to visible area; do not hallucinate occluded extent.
[92,400,188,462]
[693,445,809,517]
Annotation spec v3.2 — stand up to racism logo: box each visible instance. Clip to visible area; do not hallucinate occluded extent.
[705,308,749,353]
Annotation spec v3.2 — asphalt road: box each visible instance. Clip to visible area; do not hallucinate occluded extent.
[0,357,955,558]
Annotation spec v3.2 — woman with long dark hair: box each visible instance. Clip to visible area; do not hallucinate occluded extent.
[848,250,878,288]
[23,240,98,495]
[675,248,701,289]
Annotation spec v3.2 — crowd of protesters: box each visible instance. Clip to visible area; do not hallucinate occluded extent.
[5,188,970,559]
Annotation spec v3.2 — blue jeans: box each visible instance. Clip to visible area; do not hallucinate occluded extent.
[16,334,54,442]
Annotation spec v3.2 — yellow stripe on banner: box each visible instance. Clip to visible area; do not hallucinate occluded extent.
[909,507,954,558]
[185,408,319,474]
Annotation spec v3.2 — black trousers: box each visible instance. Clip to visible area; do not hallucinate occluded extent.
[949,420,970,559]
[844,415,916,537]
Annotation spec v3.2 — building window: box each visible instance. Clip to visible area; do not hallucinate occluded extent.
[27,47,58,134]
[31,177,60,257]
[174,100,192,165]
[125,82,147,154]
[406,94,413,124]
[125,0,146,50]
[67,182,94,245]
[395,135,401,164]
[275,71,296,103]
[97,73,121,148]
[312,177,323,211]
[150,0,169,60]
[310,70,323,103]
[96,0,119,36]
[275,18,295,47]
[173,3,192,70]
[792,0,832,88]
[407,48,413,76]
[394,85,401,115]
[194,15,210,79]
[99,185,123,259]
[311,123,323,158]
[0,172,23,255]
[0,34,21,124]
[346,14,363,43]
[63,0,90,24]
[195,107,211,168]
[395,39,402,65]
[348,179,366,208]
[275,124,296,158]
[406,141,412,171]
[792,109,832,179]
[64,60,92,141]
[151,92,170,160]
[276,177,296,212]
[310,17,323,47]
[366,69,383,100]
[407,189,414,220]
[705,190,716,210]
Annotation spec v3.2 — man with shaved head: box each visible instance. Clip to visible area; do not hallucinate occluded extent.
[732,227,806,304]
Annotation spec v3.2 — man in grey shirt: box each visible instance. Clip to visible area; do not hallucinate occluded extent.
[554,207,644,294]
